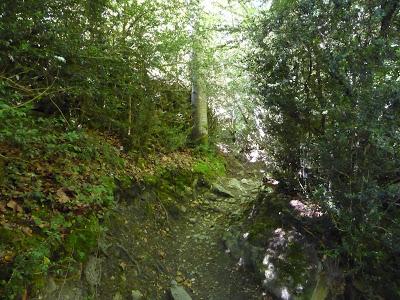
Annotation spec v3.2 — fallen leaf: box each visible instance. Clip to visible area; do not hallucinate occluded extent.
[158,250,166,259]
[119,261,127,271]
[6,200,23,213]
[56,188,70,203]
[6,200,17,210]
[21,226,33,236]
[4,251,14,262]
[183,279,192,288]
[38,223,48,229]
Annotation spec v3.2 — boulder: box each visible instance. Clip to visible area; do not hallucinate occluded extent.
[41,281,84,300]
[226,178,245,192]
[84,256,102,289]
[169,280,192,300]
[222,229,241,258]
[222,227,264,274]
[203,192,219,201]
[211,183,234,198]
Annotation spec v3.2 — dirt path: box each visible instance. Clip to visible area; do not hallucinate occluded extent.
[161,175,263,300]
[39,161,266,300]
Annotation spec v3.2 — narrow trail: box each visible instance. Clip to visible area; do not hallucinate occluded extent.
[40,160,266,300]
[161,171,263,299]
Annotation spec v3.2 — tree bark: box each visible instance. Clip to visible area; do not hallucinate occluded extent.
[191,55,208,144]
[190,13,208,145]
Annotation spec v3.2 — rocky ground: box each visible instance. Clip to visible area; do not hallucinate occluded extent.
[36,160,268,300]
[160,175,264,300]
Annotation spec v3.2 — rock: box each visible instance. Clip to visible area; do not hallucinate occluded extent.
[227,178,245,192]
[211,183,234,198]
[98,234,112,256]
[84,256,102,288]
[223,228,264,274]
[259,229,323,300]
[238,169,246,177]
[60,287,84,300]
[169,280,192,300]
[39,273,88,300]
[240,178,251,185]
[45,277,58,295]
[131,290,144,300]
[42,282,84,300]
[40,277,58,299]
[222,230,241,259]
[241,178,260,189]
[204,192,219,201]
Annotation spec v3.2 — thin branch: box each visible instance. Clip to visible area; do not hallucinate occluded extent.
[49,98,71,127]
[0,85,52,111]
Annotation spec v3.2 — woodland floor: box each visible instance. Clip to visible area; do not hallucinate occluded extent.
[37,159,267,300]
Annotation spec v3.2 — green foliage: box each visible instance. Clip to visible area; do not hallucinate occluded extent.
[4,241,51,299]
[275,241,309,292]
[65,216,102,262]
[250,0,400,295]
[0,109,122,298]
[246,192,288,245]
[0,212,103,299]
[0,0,230,297]
[0,0,193,154]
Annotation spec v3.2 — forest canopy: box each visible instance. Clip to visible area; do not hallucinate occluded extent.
[1,0,196,152]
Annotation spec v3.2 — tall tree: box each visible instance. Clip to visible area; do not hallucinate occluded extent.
[191,40,208,144]
[190,1,208,145]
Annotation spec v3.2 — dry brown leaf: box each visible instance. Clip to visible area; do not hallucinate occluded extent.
[158,250,166,259]
[183,279,193,288]
[119,261,127,271]
[6,200,23,213]
[3,251,14,262]
[38,223,48,229]
[6,200,17,210]
[56,188,70,203]
[21,226,33,236]
[16,205,23,213]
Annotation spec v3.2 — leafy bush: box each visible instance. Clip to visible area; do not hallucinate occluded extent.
[250,0,400,296]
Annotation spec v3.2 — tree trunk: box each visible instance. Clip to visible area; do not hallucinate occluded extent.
[128,96,132,136]
[191,51,208,144]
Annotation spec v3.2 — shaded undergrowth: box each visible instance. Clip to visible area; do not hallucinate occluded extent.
[0,111,225,299]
